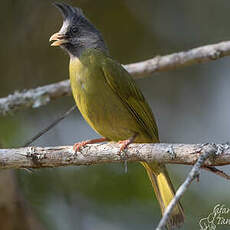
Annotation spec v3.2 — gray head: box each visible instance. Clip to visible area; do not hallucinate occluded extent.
[49,2,108,57]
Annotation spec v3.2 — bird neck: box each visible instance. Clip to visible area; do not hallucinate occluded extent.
[64,36,109,59]
[69,47,108,64]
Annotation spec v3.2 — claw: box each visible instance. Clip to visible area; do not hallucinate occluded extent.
[118,133,138,155]
[73,141,88,152]
[73,137,108,153]
[118,140,130,154]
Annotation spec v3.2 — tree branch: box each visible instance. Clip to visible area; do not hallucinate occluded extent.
[156,146,216,230]
[0,143,229,169]
[126,40,230,78]
[0,80,71,115]
[1,40,230,115]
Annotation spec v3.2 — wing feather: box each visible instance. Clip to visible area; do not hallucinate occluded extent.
[101,58,159,141]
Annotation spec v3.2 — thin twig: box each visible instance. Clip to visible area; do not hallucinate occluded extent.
[203,166,230,180]
[23,105,77,147]
[1,40,230,115]
[0,143,229,169]
[155,146,217,230]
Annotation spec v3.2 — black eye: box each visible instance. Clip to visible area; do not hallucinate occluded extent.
[71,27,79,34]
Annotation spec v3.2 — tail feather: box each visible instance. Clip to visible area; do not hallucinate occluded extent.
[141,162,184,229]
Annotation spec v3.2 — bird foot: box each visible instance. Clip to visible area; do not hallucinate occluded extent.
[118,133,138,155]
[73,141,89,152]
[118,140,130,154]
[73,137,107,152]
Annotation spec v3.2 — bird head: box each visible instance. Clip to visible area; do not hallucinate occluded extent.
[49,2,107,57]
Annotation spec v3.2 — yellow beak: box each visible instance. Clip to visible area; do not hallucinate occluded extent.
[49,32,68,46]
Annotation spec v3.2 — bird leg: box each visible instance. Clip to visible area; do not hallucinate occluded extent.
[73,137,108,152]
[118,133,138,173]
[118,133,138,154]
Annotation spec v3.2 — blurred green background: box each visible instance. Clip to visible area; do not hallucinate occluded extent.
[1,0,230,229]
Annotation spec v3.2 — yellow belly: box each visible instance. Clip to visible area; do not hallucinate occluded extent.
[69,57,152,142]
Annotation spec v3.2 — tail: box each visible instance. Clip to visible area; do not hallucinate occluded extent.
[141,162,184,229]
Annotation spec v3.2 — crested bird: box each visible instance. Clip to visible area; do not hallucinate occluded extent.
[49,3,184,229]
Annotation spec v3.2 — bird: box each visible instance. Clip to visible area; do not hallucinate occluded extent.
[49,2,184,229]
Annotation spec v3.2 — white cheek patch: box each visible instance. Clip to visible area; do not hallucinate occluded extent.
[59,20,70,34]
